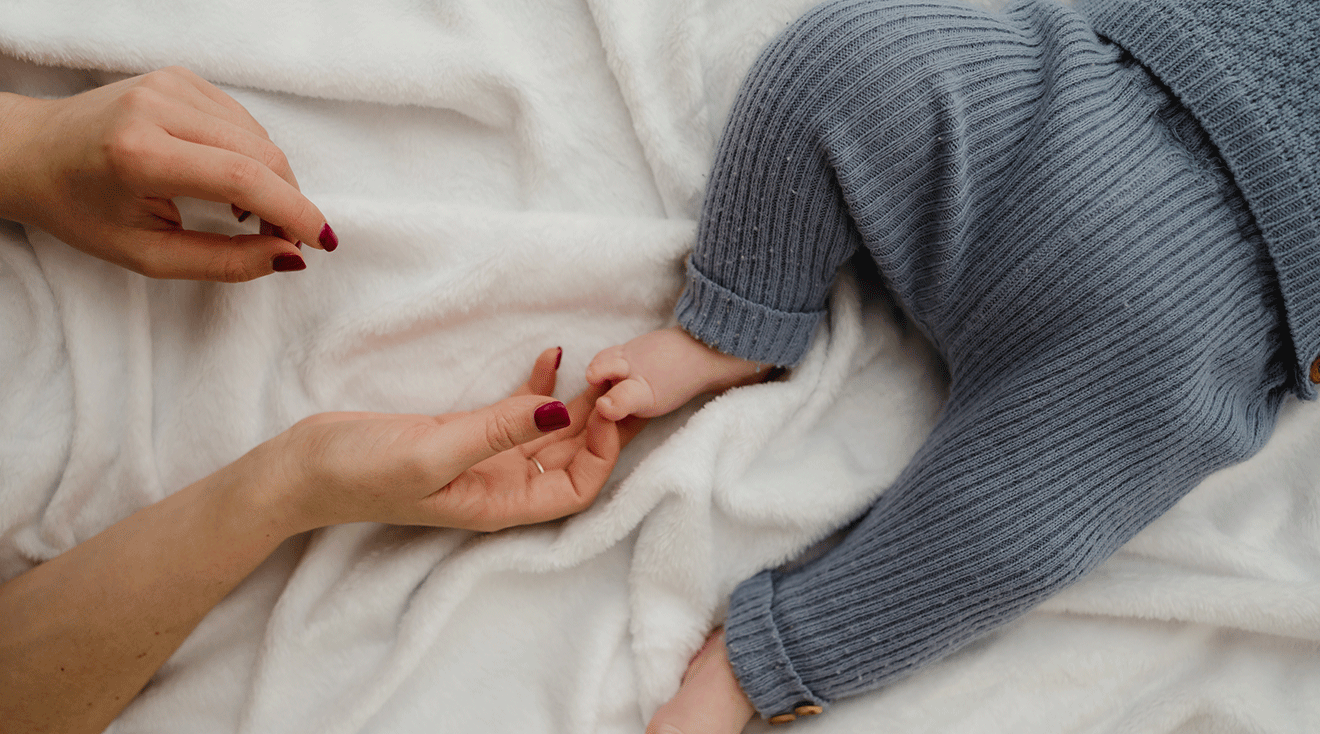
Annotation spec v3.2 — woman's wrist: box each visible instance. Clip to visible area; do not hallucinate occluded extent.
[202,433,313,547]
[0,92,49,225]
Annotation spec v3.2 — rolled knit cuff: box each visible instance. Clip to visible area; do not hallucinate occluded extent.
[675,259,823,368]
[724,570,825,719]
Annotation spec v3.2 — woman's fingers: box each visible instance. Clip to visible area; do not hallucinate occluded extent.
[152,95,303,193]
[129,230,303,282]
[135,132,333,251]
[107,78,328,250]
[141,66,275,145]
[515,347,564,397]
[431,395,571,478]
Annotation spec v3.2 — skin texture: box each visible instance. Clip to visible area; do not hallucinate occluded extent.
[0,348,645,734]
[0,66,332,281]
[588,327,768,732]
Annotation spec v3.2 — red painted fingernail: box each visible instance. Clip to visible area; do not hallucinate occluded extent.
[554,347,563,370]
[295,241,303,250]
[533,401,571,432]
[272,253,306,272]
[319,223,338,252]
[237,210,251,223]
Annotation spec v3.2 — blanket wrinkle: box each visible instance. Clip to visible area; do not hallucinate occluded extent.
[2,1,1319,732]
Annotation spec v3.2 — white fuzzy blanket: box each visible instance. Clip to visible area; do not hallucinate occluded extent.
[2,1,1318,732]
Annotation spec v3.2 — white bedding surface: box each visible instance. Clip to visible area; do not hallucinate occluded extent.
[2,1,1318,732]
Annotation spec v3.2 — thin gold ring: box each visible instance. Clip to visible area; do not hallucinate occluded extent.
[530,456,546,474]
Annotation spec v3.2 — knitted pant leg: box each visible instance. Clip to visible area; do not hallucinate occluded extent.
[676,0,1295,717]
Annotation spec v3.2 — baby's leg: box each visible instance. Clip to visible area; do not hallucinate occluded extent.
[682,0,1296,720]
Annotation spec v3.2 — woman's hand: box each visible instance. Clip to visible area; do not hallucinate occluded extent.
[647,628,757,734]
[264,347,647,534]
[0,66,336,281]
[0,348,642,734]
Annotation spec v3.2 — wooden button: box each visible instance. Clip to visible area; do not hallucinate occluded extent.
[769,713,798,725]
[1311,355,1320,385]
[794,705,824,716]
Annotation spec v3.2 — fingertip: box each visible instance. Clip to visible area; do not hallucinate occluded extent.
[319,223,338,252]
[272,252,306,272]
[533,400,571,432]
[536,346,562,371]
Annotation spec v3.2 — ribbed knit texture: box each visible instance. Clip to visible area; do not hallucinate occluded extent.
[675,0,1315,718]
[1081,0,1320,400]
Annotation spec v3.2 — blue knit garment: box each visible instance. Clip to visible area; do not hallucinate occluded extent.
[675,0,1319,719]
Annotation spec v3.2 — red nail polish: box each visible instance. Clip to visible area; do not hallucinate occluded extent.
[533,401,571,432]
[319,223,338,252]
[554,347,563,370]
[272,253,306,272]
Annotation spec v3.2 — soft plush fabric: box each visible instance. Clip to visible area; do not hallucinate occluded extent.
[1,0,1318,732]
[676,0,1319,719]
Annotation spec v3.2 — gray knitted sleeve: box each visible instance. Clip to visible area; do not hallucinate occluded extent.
[677,0,1306,719]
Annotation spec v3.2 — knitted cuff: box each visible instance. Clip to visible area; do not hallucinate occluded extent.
[724,570,825,719]
[675,259,823,368]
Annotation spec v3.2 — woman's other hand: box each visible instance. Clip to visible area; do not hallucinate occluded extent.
[0,66,336,281]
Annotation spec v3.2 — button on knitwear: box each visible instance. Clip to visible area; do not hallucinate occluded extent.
[675,0,1317,718]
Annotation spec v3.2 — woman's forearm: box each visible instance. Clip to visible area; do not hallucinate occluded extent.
[0,354,601,733]
[0,91,44,225]
[0,444,294,734]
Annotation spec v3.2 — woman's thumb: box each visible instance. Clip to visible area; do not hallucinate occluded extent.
[441,395,571,470]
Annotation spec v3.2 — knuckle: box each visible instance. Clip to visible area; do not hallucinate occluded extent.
[288,196,317,233]
[142,68,180,93]
[211,247,257,283]
[102,123,155,181]
[222,157,263,197]
[483,411,522,454]
[161,65,192,80]
[260,142,291,176]
[118,85,161,116]
[219,260,255,283]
